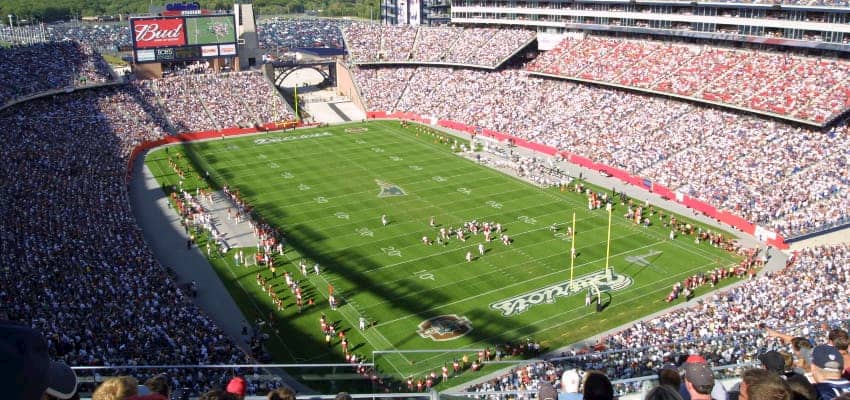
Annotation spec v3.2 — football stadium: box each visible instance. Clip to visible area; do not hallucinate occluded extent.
[1,0,849,399]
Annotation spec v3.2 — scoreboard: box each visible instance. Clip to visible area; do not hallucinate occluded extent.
[131,15,238,63]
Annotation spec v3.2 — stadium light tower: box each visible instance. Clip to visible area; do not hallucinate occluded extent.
[8,14,14,27]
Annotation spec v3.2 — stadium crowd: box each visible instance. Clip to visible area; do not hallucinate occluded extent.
[466,243,850,396]
[3,28,850,399]
[343,23,535,67]
[46,22,132,52]
[526,36,850,123]
[258,18,348,54]
[0,40,114,105]
[0,87,267,396]
[0,42,296,397]
[136,70,294,133]
[352,65,850,238]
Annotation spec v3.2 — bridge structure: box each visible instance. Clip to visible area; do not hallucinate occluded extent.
[270,59,336,88]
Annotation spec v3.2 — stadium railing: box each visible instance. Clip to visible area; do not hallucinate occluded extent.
[69,363,751,399]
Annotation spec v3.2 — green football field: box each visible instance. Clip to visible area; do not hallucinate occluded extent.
[146,120,741,385]
[186,16,236,45]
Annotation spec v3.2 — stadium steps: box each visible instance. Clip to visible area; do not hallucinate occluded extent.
[190,86,223,131]
[441,29,467,61]
[390,67,419,112]
[378,25,387,60]
[143,81,181,135]
[409,27,423,61]
[234,87,260,125]
[472,29,504,65]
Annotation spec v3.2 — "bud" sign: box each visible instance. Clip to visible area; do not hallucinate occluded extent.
[132,18,186,48]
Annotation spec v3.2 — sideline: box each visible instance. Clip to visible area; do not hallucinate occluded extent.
[128,146,315,394]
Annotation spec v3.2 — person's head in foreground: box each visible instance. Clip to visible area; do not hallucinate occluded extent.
[0,321,78,400]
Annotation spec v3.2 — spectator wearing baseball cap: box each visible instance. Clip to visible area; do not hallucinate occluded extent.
[682,362,715,400]
[678,355,726,400]
[811,345,850,400]
[0,321,78,400]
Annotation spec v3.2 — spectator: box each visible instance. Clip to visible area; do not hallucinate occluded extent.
[786,373,818,400]
[759,351,788,375]
[583,371,614,400]
[682,361,717,400]
[1,321,78,400]
[92,377,139,400]
[562,369,584,400]
[539,381,559,400]
[333,392,352,400]
[658,365,682,391]
[826,329,850,380]
[268,388,297,400]
[646,385,685,400]
[735,369,791,400]
[125,374,170,400]
[811,345,850,400]
[198,390,240,400]
[226,377,247,400]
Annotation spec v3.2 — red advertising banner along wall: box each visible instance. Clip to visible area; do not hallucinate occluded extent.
[132,18,187,48]
[371,111,788,249]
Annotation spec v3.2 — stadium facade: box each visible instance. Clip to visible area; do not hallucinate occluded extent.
[381,0,452,25]
[450,0,850,53]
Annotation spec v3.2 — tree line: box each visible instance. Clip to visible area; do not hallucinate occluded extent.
[1,0,380,24]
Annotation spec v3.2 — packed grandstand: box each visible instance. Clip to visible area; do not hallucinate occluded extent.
[1,12,850,400]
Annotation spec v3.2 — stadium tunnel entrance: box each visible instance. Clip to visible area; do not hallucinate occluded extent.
[269,60,336,92]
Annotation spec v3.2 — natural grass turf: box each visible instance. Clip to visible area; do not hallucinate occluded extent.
[145,120,742,387]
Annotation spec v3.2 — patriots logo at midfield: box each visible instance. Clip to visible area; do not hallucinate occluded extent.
[417,315,473,341]
[376,179,407,197]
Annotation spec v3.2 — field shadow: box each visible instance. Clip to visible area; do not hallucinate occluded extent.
[169,128,614,387]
